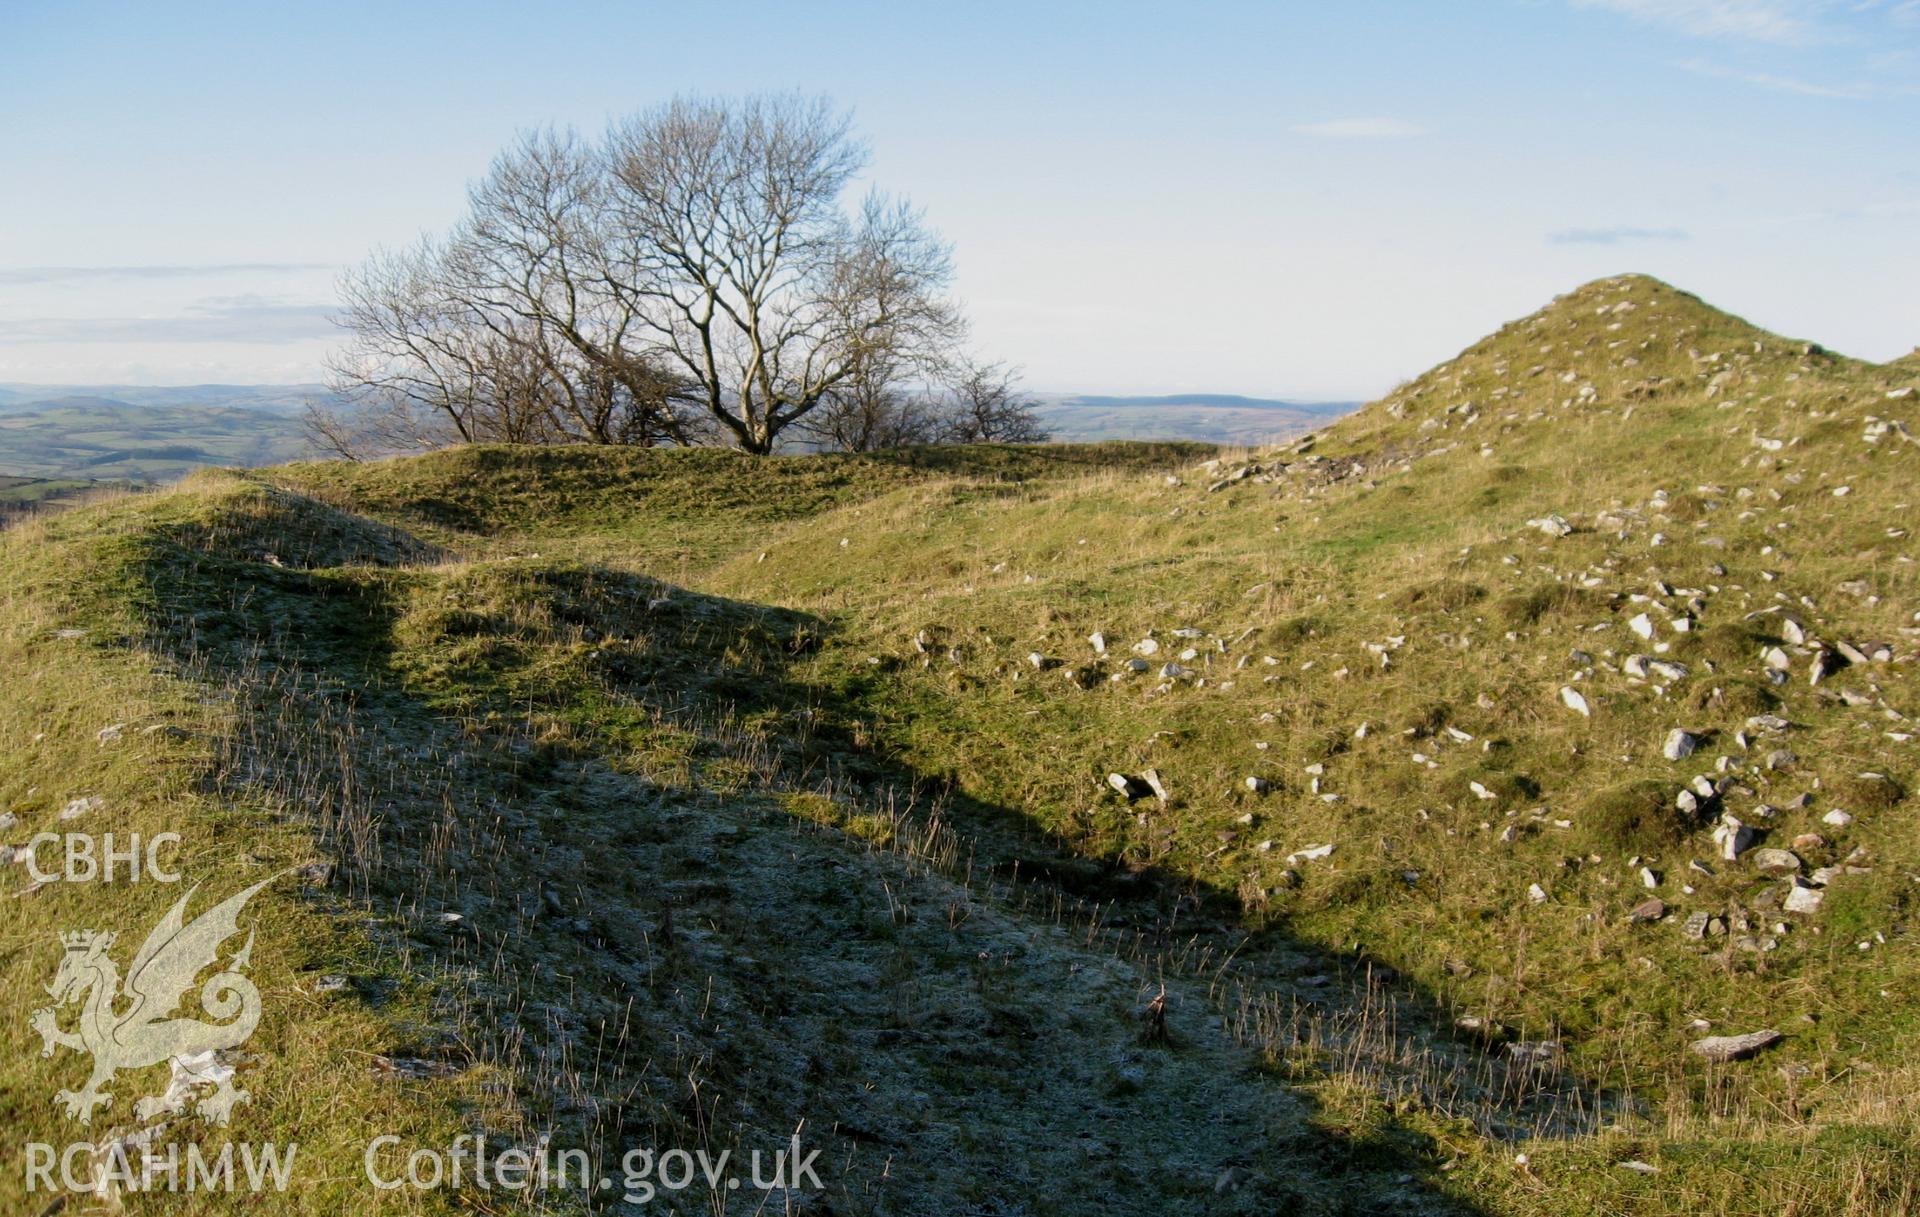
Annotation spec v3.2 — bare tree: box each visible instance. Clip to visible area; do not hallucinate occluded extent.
[327,94,964,457]
[322,132,704,455]
[598,95,961,452]
[938,360,1049,444]
[326,239,490,445]
[301,390,463,461]
[450,129,709,446]
[798,352,941,452]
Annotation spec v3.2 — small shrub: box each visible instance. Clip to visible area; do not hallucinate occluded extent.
[1656,492,1705,522]
[1832,772,1906,811]
[1497,584,1607,626]
[1404,701,1453,736]
[1458,767,1539,803]
[1270,614,1321,644]
[1686,679,1779,716]
[1578,780,1694,852]
[1687,622,1766,665]
[844,813,897,845]
[1395,579,1485,613]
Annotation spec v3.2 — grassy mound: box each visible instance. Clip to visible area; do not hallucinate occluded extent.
[271,441,1210,571]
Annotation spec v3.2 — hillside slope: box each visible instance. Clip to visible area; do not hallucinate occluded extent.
[4,276,1916,1215]
[699,275,1920,1210]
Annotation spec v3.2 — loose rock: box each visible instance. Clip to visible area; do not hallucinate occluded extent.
[1783,880,1824,915]
[1690,1029,1783,1063]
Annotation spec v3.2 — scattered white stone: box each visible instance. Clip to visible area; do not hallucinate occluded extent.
[60,796,104,821]
[1108,773,1151,800]
[1809,650,1839,685]
[1712,815,1757,861]
[1560,686,1591,717]
[1663,729,1701,761]
[1691,1029,1782,1062]
[1783,880,1825,915]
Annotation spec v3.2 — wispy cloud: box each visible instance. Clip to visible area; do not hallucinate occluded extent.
[0,299,338,344]
[1573,0,1920,44]
[1547,226,1692,245]
[1676,55,1871,95]
[1570,0,1828,45]
[1289,117,1426,139]
[0,262,334,286]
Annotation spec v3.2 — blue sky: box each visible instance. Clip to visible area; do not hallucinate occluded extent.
[1,0,1915,397]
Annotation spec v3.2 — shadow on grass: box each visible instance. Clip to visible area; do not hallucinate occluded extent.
[113,519,1596,1215]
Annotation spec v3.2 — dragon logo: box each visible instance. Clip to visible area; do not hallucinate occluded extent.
[29,877,274,1126]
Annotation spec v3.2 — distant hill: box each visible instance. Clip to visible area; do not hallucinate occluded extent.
[1058,392,1340,409]
[0,382,338,416]
[0,383,1355,480]
[1033,392,1357,445]
[0,400,319,480]
[0,472,133,518]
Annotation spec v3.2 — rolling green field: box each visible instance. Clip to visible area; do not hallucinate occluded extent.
[0,400,318,481]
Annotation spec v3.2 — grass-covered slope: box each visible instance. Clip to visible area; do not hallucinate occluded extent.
[0,485,488,1215]
[3,276,1916,1215]
[700,276,1920,1213]
[17,449,1485,1215]
[269,441,1214,572]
